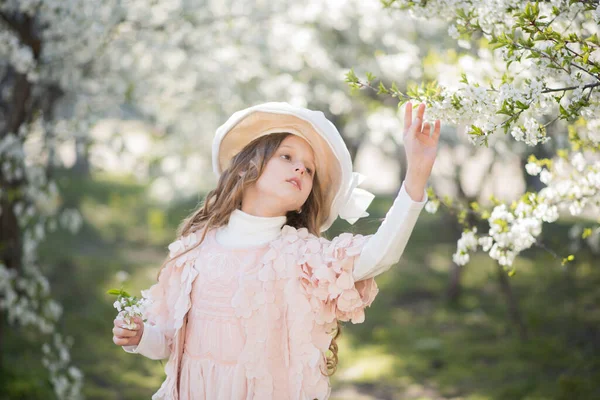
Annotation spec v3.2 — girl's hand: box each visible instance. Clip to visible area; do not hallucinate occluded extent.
[112,316,144,347]
[402,102,441,201]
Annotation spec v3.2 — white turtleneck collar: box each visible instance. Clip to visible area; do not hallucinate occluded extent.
[215,209,287,249]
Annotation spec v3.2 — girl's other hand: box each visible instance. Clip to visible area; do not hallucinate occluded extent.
[112,316,144,347]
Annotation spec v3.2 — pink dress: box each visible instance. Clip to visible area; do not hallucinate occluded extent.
[179,232,270,399]
[141,225,379,400]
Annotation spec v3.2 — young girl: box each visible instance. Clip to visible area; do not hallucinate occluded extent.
[112,101,440,400]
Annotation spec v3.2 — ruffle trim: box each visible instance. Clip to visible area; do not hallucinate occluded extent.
[231,225,379,399]
[143,231,202,400]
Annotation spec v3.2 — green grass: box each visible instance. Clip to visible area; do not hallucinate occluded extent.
[2,170,599,399]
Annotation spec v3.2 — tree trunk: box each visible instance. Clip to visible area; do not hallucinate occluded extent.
[0,11,40,364]
[446,262,463,304]
[497,263,528,340]
[72,136,91,177]
[0,74,30,368]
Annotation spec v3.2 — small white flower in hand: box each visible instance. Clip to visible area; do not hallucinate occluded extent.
[107,288,150,329]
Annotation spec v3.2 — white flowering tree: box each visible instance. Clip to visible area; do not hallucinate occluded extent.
[0,0,115,397]
[348,0,600,276]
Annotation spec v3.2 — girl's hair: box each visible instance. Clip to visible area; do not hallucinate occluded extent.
[155,132,342,376]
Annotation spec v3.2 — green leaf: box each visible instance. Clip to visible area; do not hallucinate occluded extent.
[556,149,569,159]
[377,81,389,95]
[586,33,599,46]
[562,254,575,265]
[106,288,132,297]
[582,51,590,64]
[469,125,484,136]
[582,228,592,239]
[344,69,359,85]
[515,100,529,110]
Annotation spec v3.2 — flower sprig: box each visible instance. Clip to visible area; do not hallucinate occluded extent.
[106,288,150,330]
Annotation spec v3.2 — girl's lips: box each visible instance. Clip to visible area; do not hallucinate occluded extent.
[287,179,301,190]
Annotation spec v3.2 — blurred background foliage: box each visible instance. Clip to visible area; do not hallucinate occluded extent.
[1,0,599,399]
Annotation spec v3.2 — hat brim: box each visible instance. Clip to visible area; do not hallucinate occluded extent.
[216,110,342,227]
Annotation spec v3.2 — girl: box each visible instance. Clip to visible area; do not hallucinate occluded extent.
[112,101,440,400]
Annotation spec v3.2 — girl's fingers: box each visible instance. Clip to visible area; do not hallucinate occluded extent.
[404,102,413,132]
[415,103,425,132]
[112,326,138,337]
[405,103,429,138]
[114,318,141,330]
[422,122,431,137]
[433,120,441,141]
[112,317,142,346]
[114,318,127,327]
[416,102,426,119]
[113,336,131,346]
[408,114,422,138]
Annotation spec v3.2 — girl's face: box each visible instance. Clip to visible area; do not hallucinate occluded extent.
[244,135,316,215]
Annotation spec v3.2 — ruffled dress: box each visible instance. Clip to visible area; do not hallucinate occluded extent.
[178,230,268,399]
[143,225,379,399]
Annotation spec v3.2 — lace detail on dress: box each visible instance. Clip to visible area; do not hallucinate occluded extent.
[230,225,379,400]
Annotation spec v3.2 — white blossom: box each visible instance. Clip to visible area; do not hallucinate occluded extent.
[448,24,460,39]
[425,200,439,214]
[452,228,479,266]
[540,169,552,185]
[525,162,542,176]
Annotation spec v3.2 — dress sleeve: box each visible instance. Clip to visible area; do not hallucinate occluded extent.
[299,231,379,324]
[352,180,427,282]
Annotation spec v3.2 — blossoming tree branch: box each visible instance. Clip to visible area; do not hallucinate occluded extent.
[347,0,600,273]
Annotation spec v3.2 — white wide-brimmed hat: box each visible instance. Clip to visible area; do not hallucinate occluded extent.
[212,102,374,232]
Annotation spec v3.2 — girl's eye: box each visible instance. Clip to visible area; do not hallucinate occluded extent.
[282,153,313,175]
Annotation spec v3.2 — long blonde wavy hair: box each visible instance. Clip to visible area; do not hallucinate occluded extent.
[155,132,342,376]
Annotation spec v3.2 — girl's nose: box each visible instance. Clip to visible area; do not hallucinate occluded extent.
[294,164,306,174]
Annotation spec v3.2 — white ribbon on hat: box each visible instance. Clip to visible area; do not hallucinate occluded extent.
[337,172,375,224]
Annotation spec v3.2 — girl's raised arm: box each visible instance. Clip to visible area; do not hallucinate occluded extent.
[353,181,427,281]
[354,103,440,281]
